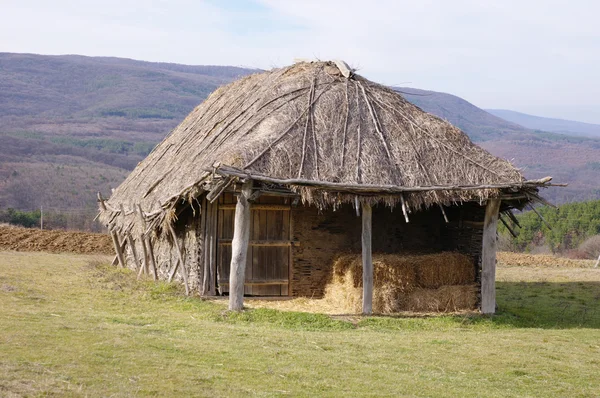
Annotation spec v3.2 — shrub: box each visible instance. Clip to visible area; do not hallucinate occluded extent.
[577,235,600,260]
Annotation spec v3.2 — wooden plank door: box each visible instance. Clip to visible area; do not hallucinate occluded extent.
[217,193,291,296]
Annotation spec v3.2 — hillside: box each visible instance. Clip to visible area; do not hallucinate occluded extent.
[399,87,600,204]
[487,109,600,138]
[0,53,257,214]
[397,87,527,142]
[0,53,599,219]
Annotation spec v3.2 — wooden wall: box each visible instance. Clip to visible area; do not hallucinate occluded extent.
[123,196,485,298]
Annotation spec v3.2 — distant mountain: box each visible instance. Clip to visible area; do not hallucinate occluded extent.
[486,109,600,138]
[397,87,600,204]
[0,52,257,211]
[0,52,598,214]
[0,52,258,138]
[397,87,527,141]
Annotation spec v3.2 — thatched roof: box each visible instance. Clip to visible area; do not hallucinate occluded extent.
[99,61,554,232]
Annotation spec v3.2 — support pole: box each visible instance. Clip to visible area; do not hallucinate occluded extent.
[98,193,125,268]
[229,181,253,311]
[594,253,599,269]
[169,224,190,296]
[481,198,501,314]
[362,202,373,315]
[120,204,140,272]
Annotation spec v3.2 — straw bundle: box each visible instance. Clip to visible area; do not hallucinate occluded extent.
[325,254,417,313]
[323,252,477,314]
[415,252,475,288]
[405,285,478,312]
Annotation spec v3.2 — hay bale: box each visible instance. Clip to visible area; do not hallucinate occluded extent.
[323,252,478,314]
[404,285,478,312]
[325,254,417,314]
[414,252,475,289]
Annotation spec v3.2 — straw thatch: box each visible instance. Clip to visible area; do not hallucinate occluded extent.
[99,60,554,234]
[323,252,477,314]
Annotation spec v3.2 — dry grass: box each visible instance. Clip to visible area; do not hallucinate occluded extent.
[497,251,596,268]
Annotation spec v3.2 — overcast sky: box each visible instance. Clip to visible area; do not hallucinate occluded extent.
[2,0,599,123]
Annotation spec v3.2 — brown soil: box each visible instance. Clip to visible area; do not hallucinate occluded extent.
[0,224,113,255]
[497,252,596,268]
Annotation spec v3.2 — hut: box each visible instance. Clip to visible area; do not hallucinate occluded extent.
[98,60,556,314]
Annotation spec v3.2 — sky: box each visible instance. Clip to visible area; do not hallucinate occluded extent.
[2,0,599,123]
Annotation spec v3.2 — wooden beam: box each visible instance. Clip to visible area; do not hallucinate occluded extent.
[215,166,563,193]
[168,258,180,283]
[528,203,552,230]
[400,194,409,223]
[219,279,289,286]
[98,193,126,268]
[362,203,373,315]
[217,204,291,211]
[199,197,209,296]
[506,210,521,228]
[499,215,518,238]
[136,206,149,279]
[218,239,299,247]
[137,204,157,280]
[110,231,126,268]
[228,181,253,311]
[120,204,140,272]
[209,200,218,295]
[168,224,190,296]
[481,198,501,314]
[146,239,158,281]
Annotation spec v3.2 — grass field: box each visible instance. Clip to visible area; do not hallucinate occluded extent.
[1,251,599,397]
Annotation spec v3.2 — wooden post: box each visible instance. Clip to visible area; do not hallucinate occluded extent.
[362,202,373,315]
[98,193,125,268]
[169,224,190,296]
[199,197,208,295]
[146,238,158,281]
[481,198,501,314]
[136,205,155,279]
[594,253,600,269]
[229,181,253,311]
[201,199,218,296]
[120,204,140,272]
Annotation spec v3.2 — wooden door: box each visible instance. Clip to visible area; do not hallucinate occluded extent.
[217,193,291,296]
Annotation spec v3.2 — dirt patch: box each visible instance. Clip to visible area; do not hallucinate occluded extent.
[498,252,596,268]
[0,225,112,255]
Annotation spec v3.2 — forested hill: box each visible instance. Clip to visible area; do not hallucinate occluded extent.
[0,53,599,218]
[502,200,600,257]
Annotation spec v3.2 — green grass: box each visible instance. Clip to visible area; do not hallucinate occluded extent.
[1,252,599,397]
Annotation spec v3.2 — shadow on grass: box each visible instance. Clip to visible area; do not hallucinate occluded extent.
[355,281,600,331]
[90,261,600,331]
[493,281,600,329]
[200,282,600,331]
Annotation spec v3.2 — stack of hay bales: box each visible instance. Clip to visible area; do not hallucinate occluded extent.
[323,253,478,314]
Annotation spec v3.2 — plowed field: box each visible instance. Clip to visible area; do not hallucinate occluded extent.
[0,225,112,254]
